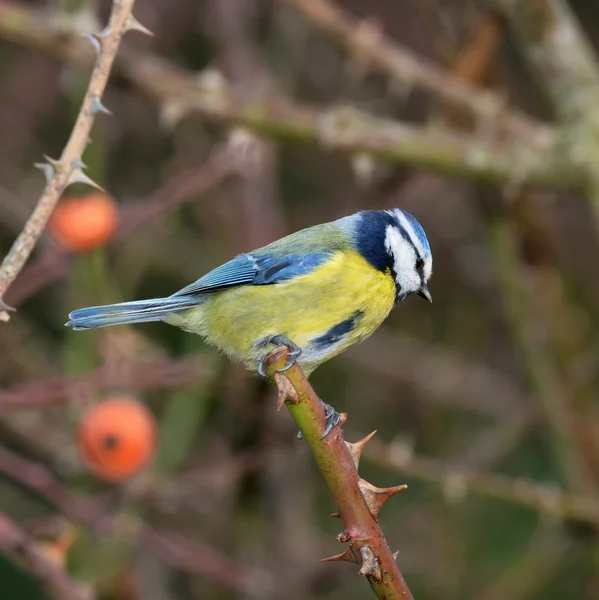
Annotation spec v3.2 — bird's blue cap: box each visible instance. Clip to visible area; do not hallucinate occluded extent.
[398,210,431,257]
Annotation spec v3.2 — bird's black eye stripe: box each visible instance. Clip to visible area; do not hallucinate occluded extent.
[415,257,424,277]
[354,211,398,273]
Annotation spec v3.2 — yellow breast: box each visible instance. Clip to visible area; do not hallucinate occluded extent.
[173,250,397,374]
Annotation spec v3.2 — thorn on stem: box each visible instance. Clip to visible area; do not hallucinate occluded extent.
[43,155,63,171]
[66,169,105,191]
[96,26,113,39]
[358,546,382,582]
[273,372,298,410]
[81,33,102,56]
[72,156,87,170]
[320,547,359,564]
[393,550,399,561]
[90,95,112,116]
[0,295,15,313]
[34,162,56,186]
[357,479,407,518]
[329,512,341,518]
[345,430,377,469]
[125,14,154,36]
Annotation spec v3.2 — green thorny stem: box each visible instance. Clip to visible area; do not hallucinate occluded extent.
[263,346,414,600]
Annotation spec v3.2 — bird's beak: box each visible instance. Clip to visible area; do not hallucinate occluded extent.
[416,284,432,303]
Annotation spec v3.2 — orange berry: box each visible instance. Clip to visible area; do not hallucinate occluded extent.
[50,193,118,253]
[77,397,157,482]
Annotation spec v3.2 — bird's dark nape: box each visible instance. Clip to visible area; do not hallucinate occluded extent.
[353,211,398,273]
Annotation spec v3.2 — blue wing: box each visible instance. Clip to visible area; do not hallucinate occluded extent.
[171,252,331,297]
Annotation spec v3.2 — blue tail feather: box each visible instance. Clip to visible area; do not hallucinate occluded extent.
[66,296,199,330]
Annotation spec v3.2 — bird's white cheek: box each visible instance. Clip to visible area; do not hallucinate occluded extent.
[395,271,420,294]
[385,226,414,273]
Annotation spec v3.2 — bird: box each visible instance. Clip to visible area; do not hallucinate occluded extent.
[67,209,433,436]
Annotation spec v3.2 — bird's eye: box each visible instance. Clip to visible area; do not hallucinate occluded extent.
[415,257,424,272]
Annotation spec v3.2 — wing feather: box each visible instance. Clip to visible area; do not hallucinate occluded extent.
[171,252,331,297]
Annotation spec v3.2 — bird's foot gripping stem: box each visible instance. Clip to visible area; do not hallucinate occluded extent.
[258,337,341,440]
[258,335,302,378]
[298,399,341,440]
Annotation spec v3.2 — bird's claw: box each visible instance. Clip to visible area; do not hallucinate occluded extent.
[321,401,342,438]
[258,339,339,440]
[297,399,341,440]
[258,335,302,378]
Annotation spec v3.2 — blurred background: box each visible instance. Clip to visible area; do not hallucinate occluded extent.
[1,0,599,598]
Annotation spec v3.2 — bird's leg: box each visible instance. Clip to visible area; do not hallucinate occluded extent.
[297,399,342,440]
[258,337,340,439]
[257,335,302,377]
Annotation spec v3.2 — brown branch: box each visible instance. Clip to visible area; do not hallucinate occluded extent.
[0,512,93,600]
[0,446,270,595]
[3,147,236,308]
[0,0,146,320]
[498,0,599,125]
[444,12,505,127]
[279,0,548,143]
[365,438,599,529]
[263,347,413,600]
[499,0,599,224]
[0,1,582,193]
[131,76,568,187]
[0,357,211,409]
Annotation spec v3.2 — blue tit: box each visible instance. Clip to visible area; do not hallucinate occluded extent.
[67,208,432,384]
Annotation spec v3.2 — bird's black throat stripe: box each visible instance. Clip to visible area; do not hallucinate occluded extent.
[312,310,364,349]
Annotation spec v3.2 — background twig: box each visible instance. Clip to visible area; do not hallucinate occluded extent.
[0,446,270,595]
[280,0,547,141]
[1,0,599,597]
[0,357,211,409]
[0,0,144,319]
[0,513,93,600]
[365,438,599,528]
[0,0,582,191]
